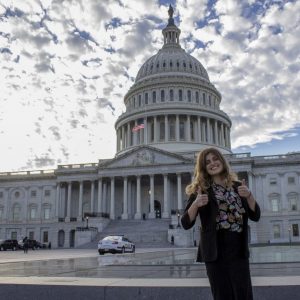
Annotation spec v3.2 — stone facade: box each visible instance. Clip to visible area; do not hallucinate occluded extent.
[0,7,299,248]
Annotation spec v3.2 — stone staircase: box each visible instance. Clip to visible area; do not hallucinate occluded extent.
[78,218,174,249]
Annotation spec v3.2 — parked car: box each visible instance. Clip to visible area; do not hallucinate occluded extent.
[18,239,43,250]
[98,235,135,255]
[0,239,20,251]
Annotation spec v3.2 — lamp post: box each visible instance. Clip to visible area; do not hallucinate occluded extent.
[86,216,89,229]
[177,211,181,228]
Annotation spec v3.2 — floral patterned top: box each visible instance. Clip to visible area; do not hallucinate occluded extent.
[212,183,246,232]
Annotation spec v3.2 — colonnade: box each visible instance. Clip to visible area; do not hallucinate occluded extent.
[116,114,230,152]
[56,172,191,221]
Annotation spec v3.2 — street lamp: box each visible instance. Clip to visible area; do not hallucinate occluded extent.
[86,216,89,229]
[177,211,181,228]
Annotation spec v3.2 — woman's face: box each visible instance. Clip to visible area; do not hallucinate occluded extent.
[205,152,224,177]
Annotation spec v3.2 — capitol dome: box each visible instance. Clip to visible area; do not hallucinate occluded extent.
[115,5,232,156]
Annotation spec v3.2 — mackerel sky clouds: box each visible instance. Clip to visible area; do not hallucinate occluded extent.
[0,0,299,171]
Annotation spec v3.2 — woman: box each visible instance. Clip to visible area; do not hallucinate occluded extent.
[181,147,260,300]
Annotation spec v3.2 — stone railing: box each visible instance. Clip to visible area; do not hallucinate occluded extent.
[57,163,98,169]
[0,169,55,177]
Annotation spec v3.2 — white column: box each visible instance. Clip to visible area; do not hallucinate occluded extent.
[103,182,107,213]
[187,115,191,142]
[97,178,102,213]
[176,115,180,141]
[122,177,128,219]
[127,123,131,147]
[78,181,83,221]
[220,123,224,146]
[90,181,95,213]
[135,176,142,219]
[55,183,60,219]
[214,120,218,145]
[110,177,115,219]
[206,118,211,143]
[149,175,155,219]
[162,174,169,218]
[66,182,72,221]
[154,116,158,142]
[198,116,201,142]
[121,126,125,150]
[177,173,182,210]
[165,115,168,142]
[144,117,148,144]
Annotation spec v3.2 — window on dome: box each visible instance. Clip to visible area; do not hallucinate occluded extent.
[189,63,192,69]
[163,61,166,68]
[145,93,148,105]
[150,122,154,142]
[170,89,174,101]
[203,93,206,105]
[195,65,198,71]
[196,91,199,103]
[139,95,142,106]
[152,91,156,103]
[187,90,191,102]
[150,64,153,71]
[170,61,173,68]
[156,63,159,69]
[161,90,165,102]
[177,61,180,69]
[179,90,183,101]
[183,62,186,68]
[209,95,211,106]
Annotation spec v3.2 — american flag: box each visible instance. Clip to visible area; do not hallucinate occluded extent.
[132,123,145,132]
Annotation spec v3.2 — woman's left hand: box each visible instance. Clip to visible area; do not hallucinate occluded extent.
[237,179,251,199]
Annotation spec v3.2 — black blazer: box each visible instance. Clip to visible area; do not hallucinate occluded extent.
[181,181,261,262]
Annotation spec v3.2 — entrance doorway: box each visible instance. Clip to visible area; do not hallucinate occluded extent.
[58,230,65,248]
[69,229,75,248]
[154,200,161,218]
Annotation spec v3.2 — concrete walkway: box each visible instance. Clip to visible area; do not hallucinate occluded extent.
[0,248,299,299]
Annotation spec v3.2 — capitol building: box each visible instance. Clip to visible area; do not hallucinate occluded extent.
[0,6,299,248]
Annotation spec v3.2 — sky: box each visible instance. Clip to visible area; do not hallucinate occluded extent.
[0,0,299,172]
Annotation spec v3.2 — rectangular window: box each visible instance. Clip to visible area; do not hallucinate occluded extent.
[273,224,280,238]
[44,208,50,220]
[30,207,37,219]
[161,90,165,102]
[29,231,34,240]
[271,199,279,212]
[43,231,49,243]
[270,178,277,185]
[288,177,295,184]
[139,95,142,106]
[170,89,174,101]
[0,209,3,220]
[159,122,165,141]
[11,232,17,240]
[0,191,3,198]
[31,190,37,197]
[179,120,185,140]
[291,197,297,211]
[145,93,148,104]
[203,93,206,105]
[44,190,51,197]
[292,224,299,237]
[179,89,183,101]
[152,91,156,103]
[196,91,199,103]
[169,120,175,140]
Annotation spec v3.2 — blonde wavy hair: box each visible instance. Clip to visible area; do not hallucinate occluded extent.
[185,147,237,196]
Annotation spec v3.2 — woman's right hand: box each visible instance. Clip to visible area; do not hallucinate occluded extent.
[193,187,209,208]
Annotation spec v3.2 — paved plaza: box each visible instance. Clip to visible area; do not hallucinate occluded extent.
[0,246,299,299]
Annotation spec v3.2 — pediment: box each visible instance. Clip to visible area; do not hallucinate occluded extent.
[101,146,191,169]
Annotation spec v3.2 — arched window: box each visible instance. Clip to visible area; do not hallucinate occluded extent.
[161,90,165,102]
[187,90,191,102]
[152,91,156,103]
[196,91,199,103]
[12,203,21,221]
[170,89,174,101]
[179,89,183,101]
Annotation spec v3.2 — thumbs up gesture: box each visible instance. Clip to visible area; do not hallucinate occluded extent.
[194,186,209,208]
[238,179,251,199]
